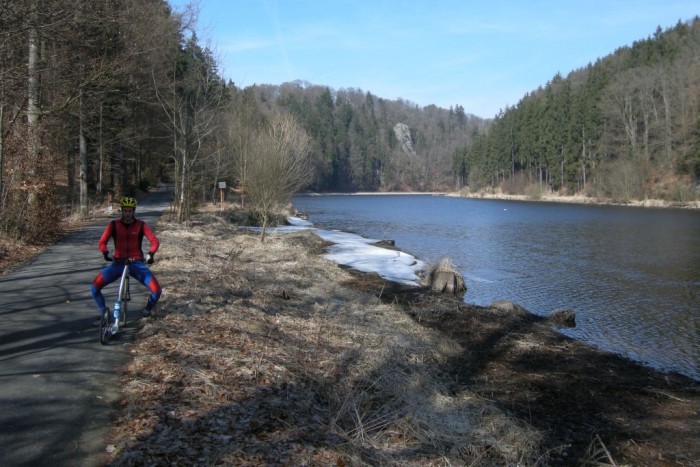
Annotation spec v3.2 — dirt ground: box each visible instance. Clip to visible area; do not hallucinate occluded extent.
[2,206,698,466]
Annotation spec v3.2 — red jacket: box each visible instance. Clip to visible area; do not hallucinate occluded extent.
[98,218,160,260]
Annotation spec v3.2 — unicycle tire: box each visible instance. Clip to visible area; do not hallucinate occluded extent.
[119,300,127,328]
[99,309,112,345]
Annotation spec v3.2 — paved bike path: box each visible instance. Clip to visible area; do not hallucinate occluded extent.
[0,186,172,467]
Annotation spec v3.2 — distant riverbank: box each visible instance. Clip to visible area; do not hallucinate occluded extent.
[300,190,700,209]
[454,190,700,209]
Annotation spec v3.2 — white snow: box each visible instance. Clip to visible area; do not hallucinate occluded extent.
[286,217,314,227]
[268,217,425,286]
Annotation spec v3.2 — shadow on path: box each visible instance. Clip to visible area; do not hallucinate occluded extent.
[0,185,171,467]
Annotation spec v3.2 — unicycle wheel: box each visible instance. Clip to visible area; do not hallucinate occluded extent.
[99,310,112,345]
[119,301,127,328]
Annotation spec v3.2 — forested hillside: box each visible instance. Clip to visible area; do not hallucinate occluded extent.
[252,82,487,192]
[1,1,698,246]
[453,18,700,202]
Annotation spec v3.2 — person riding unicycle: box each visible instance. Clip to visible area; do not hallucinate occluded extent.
[90,196,162,325]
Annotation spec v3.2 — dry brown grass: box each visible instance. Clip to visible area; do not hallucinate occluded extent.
[106,209,543,466]
[0,234,44,275]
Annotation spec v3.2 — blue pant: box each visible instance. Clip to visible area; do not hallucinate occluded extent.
[90,261,162,314]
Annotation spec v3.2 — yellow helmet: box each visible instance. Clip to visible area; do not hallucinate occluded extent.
[119,196,137,208]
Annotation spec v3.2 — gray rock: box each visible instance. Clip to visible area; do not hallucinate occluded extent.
[393,123,415,154]
[549,309,576,327]
[423,257,466,295]
[490,300,528,314]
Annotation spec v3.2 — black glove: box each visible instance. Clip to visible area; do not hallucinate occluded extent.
[146,252,155,264]
[103,251,112,262]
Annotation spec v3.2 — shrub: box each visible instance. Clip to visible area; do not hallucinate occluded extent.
[524,183,543,200]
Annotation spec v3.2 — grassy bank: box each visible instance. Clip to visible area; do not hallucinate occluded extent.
[449,188,700,209]
[103,205,699,466]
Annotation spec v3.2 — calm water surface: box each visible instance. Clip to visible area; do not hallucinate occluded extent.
[292,195,700,380]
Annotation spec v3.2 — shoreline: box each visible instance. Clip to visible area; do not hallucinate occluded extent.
[454,191,700,209]
[288,213,699,382]
[299,190,700,209]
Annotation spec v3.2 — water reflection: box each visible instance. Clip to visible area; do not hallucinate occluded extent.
[293,195,700,380]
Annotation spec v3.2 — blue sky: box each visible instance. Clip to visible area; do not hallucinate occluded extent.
[168,0,698,118]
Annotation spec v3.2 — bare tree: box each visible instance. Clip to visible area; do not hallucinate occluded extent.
[246,111,312,241]
[155,35,226,222]
[225,87,263,206]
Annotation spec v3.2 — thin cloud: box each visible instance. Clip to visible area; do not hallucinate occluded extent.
[223,38,276,53]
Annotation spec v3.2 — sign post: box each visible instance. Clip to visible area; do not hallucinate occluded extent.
[218,182,226,205]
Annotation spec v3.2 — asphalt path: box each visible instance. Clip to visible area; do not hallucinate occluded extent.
[0,185,172,467]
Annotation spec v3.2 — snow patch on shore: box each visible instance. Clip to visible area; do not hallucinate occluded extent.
[279,217,425,286]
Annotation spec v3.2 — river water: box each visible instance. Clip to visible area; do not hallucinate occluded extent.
[292,194,700,381]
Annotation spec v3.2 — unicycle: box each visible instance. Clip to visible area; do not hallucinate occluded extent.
[99,259,132,345]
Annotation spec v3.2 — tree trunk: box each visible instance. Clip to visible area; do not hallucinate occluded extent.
[560,147,564,190]
[661,77,673,168]
[260,213,268,243]
[97,103,103,196]
[0,99,4,208]
[27,1,40,171]
[79,93,89,218]
[24,0,41,212]
[581,127,587,190]
[177,150,186,223]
